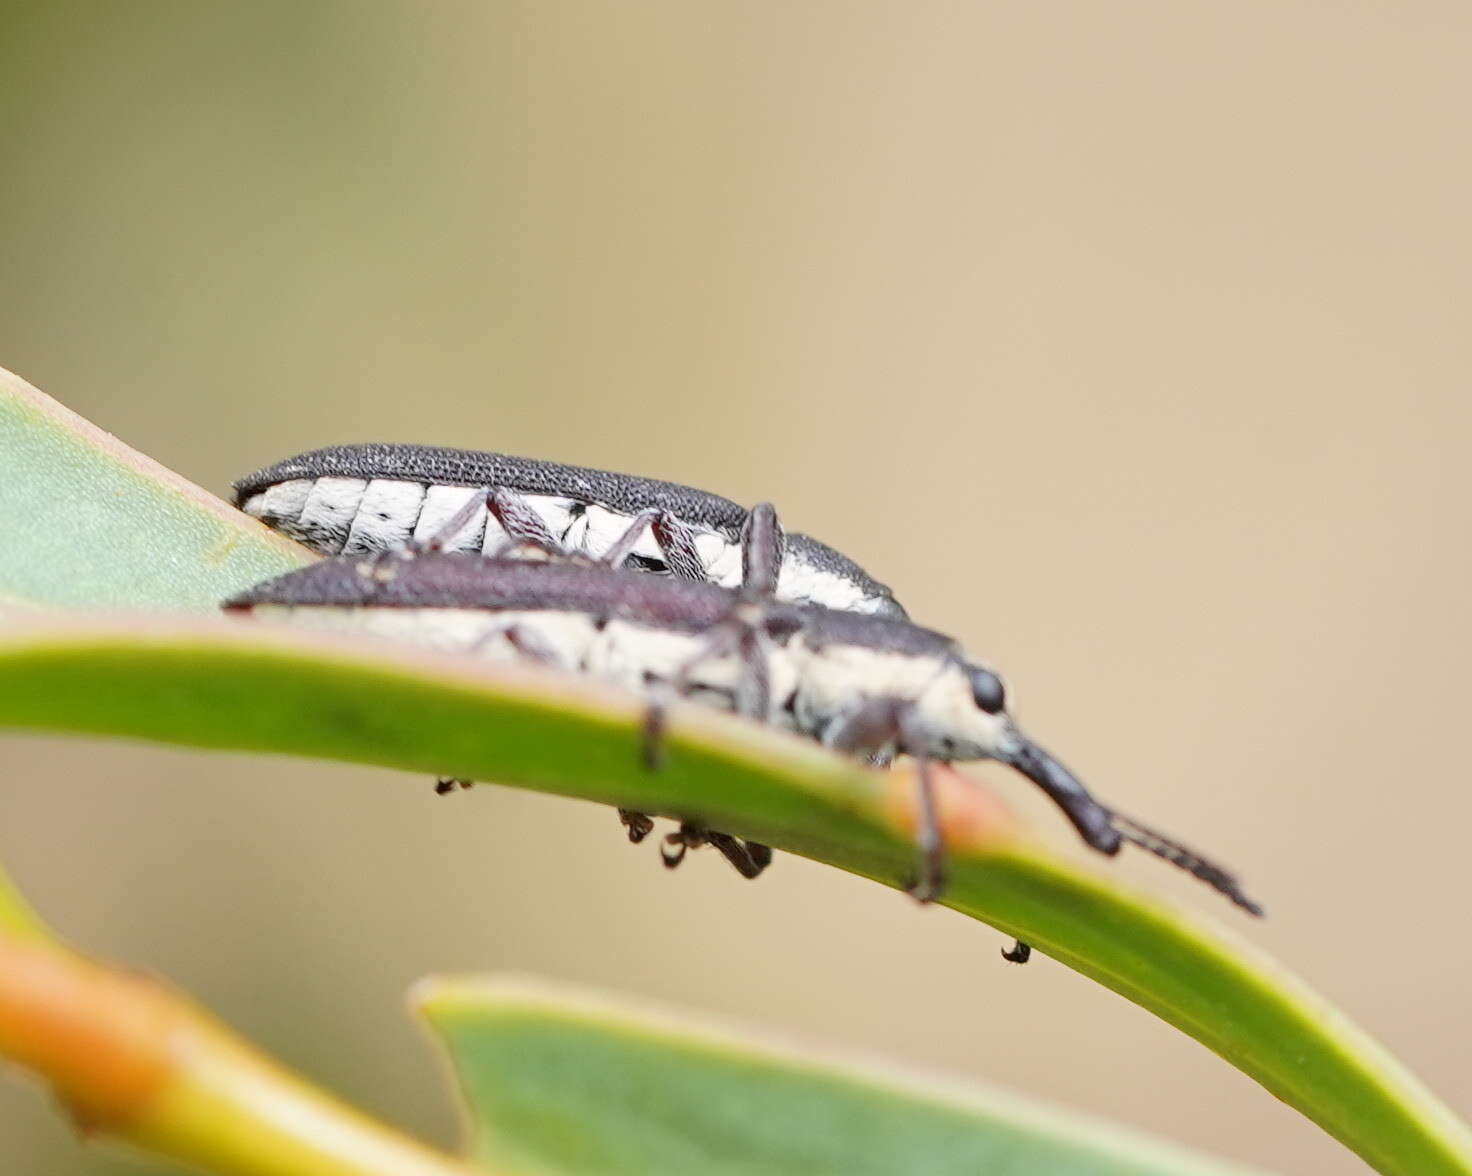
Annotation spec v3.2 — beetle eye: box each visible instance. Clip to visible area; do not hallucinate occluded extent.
[969,667,1006,714]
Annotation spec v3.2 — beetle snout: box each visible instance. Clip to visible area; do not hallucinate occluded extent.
[1002,734,1122,855]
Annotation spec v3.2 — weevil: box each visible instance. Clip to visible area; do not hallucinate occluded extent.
[222,545,1263,921]
[233,444,905,618]
[228,453,1263,954]
[232,445,902,897]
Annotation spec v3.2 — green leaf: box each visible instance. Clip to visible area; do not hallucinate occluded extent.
[0,366,306,612]
[3,368,1470,1176]
[417,977,1273,1176]
[0,619,1469,1176]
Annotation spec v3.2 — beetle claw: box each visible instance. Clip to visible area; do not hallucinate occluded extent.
[619,809,655,843]
[1002,940,1033,964]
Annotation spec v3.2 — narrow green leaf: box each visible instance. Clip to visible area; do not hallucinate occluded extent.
[3,368,1469,1175]
[0,619,1466,1176]
[417,977,1273,1176]
[0,366,306,612]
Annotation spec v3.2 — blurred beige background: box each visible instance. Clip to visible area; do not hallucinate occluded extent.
[2,3,1469,1173]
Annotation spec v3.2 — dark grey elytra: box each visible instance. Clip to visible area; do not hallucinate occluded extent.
[232,443,906,620]
[233,444,760,534]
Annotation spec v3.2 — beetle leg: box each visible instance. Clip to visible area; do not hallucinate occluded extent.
[641,620,745,768]
[1002,940,1033,964]
[407,487,493,554]
[641,691,671,770]
[643,605,780,758]
[824,699,946,902]
[501,622,560,665]
[599,508,662,567]
[634,509,790,760]
[654,822,767,880]
[618,809,654,843]
[488,487,559,549]
[731,624,773,722]
[651,511,708,581]
[388,483,561,565]
[821,696,904,757]
[465,620,555,661]
[637,594,784,878]
[705,831,772,879]
[895,708,949,902]
[578,505,704,578]
[738,502,785,598]
[661,822,706,869]
[906,752,946,902]
[434,777,474,794]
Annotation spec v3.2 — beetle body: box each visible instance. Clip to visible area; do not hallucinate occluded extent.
[223,551,1261,916]
[233,444,905,619]
[226,557,979,754]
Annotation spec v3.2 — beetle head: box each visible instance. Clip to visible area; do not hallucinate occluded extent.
[913,659,1122,855]
[912,659,1264,913]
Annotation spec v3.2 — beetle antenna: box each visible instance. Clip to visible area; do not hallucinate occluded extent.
[1105,810,1264,917]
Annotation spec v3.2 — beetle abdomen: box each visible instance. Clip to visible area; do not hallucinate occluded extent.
[238,476,588,560]
[234,445,907,618]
